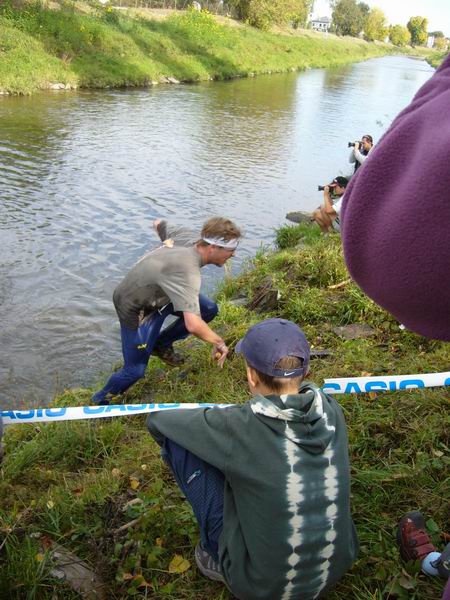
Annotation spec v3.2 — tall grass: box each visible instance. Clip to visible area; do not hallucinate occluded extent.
[1,225,449,598]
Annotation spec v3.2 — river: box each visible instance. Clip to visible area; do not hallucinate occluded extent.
[0,55,434,409]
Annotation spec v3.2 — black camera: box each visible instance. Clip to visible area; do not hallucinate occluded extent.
[348,141,361,148]
[318,184,335,191]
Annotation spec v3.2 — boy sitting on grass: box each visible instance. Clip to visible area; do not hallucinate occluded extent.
[147,318,358,600]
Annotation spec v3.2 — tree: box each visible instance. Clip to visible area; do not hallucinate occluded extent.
[407,15,428,46]
[364,7,388,41]
[331,0,369,37]
[434,37,448,51]
[389,24,411,47]
[229,0,313,30]
[429,30,444,38]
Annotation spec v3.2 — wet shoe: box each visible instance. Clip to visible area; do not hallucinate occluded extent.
[153,345,184,367]
[397,511,437,562]
[194,543,225,583]
[91,391,115,406]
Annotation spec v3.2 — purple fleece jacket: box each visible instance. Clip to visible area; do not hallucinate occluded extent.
[443,578,450,600]
[341,53,450,341]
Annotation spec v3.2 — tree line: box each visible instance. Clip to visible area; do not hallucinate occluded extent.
[15,0,448,45]
[330,0,447,49]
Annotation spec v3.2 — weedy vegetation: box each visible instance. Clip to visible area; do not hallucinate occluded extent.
[1,223,449,598]
[0,0,441,95]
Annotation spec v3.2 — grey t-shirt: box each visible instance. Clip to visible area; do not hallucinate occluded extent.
[156,220,198,247]
[113,245,202,330]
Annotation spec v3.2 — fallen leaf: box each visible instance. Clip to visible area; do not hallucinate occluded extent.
[46,500,54,509]
[141,464,148,471]
[168,554,191,574]
[156,538,163,547]
[368,392,377,399]
[398,574,416,590]
[129,478,140,490]
[111,468,121,478]
[122,573,134,581]
[36,553,44,562]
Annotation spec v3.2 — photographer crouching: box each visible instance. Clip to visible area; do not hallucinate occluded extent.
[349,134,373,172]
[312,176,348,233]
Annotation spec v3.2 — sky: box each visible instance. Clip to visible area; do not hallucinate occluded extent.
[312,0,450,37]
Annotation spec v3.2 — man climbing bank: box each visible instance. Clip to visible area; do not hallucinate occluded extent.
[92,217,241,405]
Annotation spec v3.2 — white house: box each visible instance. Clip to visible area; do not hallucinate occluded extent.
[310,16,331,32]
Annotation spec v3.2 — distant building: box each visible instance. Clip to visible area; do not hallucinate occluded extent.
[427,35,435,48]
[310,16,331,32]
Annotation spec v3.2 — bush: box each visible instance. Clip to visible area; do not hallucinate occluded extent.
[229,0,312,30]
[389,24,411,47]
[275,223,321,249]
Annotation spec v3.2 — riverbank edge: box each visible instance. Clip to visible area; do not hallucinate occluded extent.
[1,223,449,599]
[0,4,441,96]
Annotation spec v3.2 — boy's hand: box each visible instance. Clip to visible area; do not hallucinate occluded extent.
[212,342,229,368]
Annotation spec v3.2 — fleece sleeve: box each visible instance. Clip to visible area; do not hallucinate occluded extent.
[147,407,233,473]
[341,53,450,341]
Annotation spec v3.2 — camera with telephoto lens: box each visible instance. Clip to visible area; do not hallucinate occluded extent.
[318,183,336,192]
[348,141,361,148]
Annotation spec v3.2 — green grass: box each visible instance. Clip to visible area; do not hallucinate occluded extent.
[0,1,407,94]
[425,50,449,68]
[1,224,449,598]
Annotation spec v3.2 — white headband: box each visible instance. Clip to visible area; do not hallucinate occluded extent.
[202,236,240,250]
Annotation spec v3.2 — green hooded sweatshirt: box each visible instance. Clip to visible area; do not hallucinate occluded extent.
[147,383,358,600]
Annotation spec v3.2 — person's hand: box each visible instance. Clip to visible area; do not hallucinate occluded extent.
[324,185,330,193]
[153,219,161,231]
[212,341,229,368]
[354,141,360,150]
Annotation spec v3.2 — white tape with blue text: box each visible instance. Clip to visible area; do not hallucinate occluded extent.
[2,371,449,426]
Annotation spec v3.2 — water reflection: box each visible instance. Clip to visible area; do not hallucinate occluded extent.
[0,56,434,408]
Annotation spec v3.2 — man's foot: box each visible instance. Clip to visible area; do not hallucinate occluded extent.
[397,511,437,562]
[91,391,116,406]
[194,544,225,583]
[153,345,184,367]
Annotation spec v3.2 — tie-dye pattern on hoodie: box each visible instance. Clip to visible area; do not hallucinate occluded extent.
[148,383,358,600]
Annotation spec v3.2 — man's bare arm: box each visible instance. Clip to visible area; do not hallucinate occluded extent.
[183,312,229,367]
[323,187,337,217]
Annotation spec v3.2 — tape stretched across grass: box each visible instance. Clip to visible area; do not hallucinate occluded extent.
[2,371,449,426]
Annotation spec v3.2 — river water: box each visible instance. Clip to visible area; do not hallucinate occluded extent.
[0,55,434,409]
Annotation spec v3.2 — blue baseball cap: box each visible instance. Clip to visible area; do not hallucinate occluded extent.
[235,318,310,378]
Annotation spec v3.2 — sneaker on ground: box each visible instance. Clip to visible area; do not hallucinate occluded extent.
[194,543,225,583]
[153,345,184,367]
[91,392,116,406]
[397,511,437,562]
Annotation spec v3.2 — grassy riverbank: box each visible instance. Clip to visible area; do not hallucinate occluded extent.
[1,223,449,598]
[0,1,423,95]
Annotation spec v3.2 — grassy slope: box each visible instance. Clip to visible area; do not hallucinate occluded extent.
[0,3,404,94]
[1,224,449,599]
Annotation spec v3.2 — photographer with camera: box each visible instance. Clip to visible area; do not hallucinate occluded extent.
[349,135,373,172]
[312,176,348,233]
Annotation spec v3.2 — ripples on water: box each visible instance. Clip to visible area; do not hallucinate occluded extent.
[0,56,434,408]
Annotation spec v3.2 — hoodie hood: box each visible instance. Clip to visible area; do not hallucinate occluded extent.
[250,382,336,454]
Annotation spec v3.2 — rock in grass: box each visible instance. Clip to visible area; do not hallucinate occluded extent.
[248,276,279,312]
[46,543,107,599]
[332,323,376,340]
[286,211,313,224]
[229,295,248,307]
